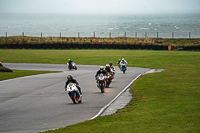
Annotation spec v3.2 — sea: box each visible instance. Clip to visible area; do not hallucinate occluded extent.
[0,13,200,38]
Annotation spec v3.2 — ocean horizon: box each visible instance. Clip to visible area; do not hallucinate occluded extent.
[0,13,200,38]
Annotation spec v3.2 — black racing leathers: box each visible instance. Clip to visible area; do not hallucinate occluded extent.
[95,70,107,79]
[105,67,111,73]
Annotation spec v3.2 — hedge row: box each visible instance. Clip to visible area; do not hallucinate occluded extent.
[0,43,199,50]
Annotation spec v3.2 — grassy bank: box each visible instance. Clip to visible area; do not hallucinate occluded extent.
[0,36,200,47]
[0,49,199,132]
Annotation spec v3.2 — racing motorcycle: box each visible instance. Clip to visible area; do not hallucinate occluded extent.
[96,73,106,93]
[121,63,127,73]
[105,72,112,88]
[65,82,82,104]
[67,62,77,70]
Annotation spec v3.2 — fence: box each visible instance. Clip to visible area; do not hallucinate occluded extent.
[2,31,199,39]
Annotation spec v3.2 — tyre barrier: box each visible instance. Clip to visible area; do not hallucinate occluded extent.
[157,45,163,50]
[113,44,119,49]
[54,43,60,49]
[147,45,152,50]
[135,45,141,50]
[88,44,94,49]
[107,44,113,49]
[129,45,135,49]
[101,44,107,49]
[0,43,199,51]
[95,44,101,49]
[72,43,78,49]
[48,43,54,49]
[141,45,146,50]
[83,43,89,49]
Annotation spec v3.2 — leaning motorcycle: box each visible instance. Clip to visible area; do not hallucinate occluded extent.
[67,62,77,70]
[121,63,127,73]
[96,74,106,93]
[105,72,112,87]
[65,82,82,104]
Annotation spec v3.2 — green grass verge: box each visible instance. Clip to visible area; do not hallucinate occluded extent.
[0,70,60,81]
[0,49,199,132]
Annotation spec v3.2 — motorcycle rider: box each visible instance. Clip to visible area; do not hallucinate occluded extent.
[68,59,73,68]
[95,66,107,87]
[109,62,115,71]
[95,66,107,79]
[105,64,111,73]
[109,62,115,79]
[65,75,82,95]
[120,58,127,64]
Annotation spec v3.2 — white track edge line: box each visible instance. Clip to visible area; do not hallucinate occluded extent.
[90,72,144,120]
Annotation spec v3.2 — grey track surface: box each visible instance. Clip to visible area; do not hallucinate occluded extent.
[0,63,150,133]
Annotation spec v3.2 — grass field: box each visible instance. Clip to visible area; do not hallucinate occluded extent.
[0,49,199,133]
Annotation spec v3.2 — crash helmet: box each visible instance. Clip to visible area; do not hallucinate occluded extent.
[122,58,124,61]
[67,75,72,80]
[69,59,71,61]
[109,62,113,66]
[100,66,104,70]
[106,64,110,68]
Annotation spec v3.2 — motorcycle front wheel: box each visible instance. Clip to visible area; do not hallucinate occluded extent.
[100,83,105,93]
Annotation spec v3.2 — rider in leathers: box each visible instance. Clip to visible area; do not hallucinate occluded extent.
[109,62,115,71]
[95,66,107,79]
[65,75,82,95]
[95,66,108,87]
[120,58,127,64]
[68,59,73,68]
[105,64,111,73]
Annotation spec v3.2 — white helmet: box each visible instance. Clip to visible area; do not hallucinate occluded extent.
[100,66,104,70]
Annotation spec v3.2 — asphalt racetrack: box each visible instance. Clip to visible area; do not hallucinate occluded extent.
[0,63,150,133]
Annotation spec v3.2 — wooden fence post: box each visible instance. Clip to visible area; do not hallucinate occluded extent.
[6,32,7,43]
[109,32,111,38]
[124,32,126,37]
[41,32,42,38]
[94,32,95,38]
[157,32,158,39]
[135,32,137,38]
[78,32,79,38]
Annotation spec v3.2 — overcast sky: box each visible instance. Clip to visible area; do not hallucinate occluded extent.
[0,0,200,14]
